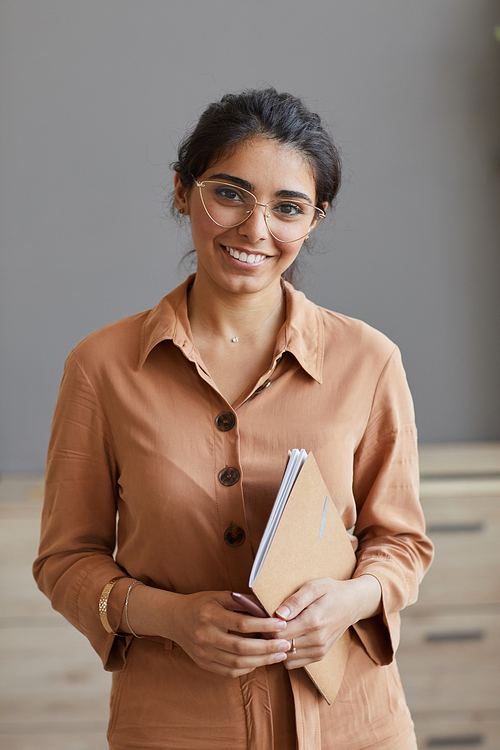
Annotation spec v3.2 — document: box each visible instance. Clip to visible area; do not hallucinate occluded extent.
[249,450,357,704]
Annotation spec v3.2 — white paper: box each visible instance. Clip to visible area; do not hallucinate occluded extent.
[249,448,308,587]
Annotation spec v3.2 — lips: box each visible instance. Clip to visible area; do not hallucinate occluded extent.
[224,246,266,265]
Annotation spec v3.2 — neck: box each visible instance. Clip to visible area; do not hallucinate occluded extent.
[187,274,285,345]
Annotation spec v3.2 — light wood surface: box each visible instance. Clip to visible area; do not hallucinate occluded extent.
[412,712,500,750]
[0,474,110,750]
[414,494,500,607]
[419,442,500,476]
[398,611,500,712]
[399,442,500,749]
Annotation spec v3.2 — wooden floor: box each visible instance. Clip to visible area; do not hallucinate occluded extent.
[0,474,110,750]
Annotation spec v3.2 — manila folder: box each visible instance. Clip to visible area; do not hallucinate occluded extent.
[250,452,357,705]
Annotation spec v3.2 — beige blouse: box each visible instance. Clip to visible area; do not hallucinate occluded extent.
[34,275,433,750]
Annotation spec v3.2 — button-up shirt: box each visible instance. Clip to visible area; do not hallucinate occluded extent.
[34,275,433,749]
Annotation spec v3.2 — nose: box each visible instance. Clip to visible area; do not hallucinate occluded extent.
[237,202,269,243]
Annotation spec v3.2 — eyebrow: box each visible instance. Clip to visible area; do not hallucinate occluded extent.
[208,173,253,191]
[275,189,313,203]
[207,173,313,204]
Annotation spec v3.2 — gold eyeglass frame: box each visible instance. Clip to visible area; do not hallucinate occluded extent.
[193,178,326,243]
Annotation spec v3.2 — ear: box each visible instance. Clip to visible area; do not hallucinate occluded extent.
[321,201,328,214]
[174,173,190,215]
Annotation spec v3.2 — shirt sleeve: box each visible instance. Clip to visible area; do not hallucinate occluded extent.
[351,346,434,665]
[33,351,133,671]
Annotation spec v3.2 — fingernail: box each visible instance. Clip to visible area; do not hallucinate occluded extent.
[276,606,291,619]
[275,620,287,630]
[274,652,287,662]
[278,641,291,652]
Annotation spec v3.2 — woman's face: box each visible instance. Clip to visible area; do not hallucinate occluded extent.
[174,137,321,297]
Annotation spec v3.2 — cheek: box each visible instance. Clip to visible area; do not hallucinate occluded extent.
[189,207,219,244]
[280,240,304,264]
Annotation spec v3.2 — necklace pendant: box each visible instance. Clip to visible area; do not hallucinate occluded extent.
[231,337,239,343]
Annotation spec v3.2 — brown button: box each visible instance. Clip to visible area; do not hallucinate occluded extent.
[216,412,235,431]
[218,467,240,486]
[224,525,246,546]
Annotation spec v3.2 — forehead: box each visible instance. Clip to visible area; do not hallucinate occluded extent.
[204,137,316,194]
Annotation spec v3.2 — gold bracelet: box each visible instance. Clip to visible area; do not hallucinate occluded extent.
[124,580,145,638]
[98,577,126,634]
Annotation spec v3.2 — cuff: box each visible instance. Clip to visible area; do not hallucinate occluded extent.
[351,562,406,665]
[100,577,136,671]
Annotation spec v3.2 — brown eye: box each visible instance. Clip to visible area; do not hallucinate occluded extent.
[213,186,242,202]
[273,202,306,218]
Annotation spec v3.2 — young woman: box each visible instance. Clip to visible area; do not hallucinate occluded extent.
[34,88,433,750]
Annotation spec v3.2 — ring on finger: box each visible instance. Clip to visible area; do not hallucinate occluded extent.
[290,638,297,655]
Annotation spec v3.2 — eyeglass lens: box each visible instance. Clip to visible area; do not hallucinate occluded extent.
[199,181,322,242]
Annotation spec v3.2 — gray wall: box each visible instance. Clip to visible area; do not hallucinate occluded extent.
[2,0,500,472]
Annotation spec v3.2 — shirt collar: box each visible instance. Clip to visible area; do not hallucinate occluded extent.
[138,275,324,384]
[138,275,196,370]
[279,280,324,384]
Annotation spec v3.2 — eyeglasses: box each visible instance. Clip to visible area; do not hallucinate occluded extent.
[193,179,325,243]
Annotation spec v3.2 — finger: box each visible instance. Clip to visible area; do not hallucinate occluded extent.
[196,612,291,655]
[222,609,288,636]
[221,634,291,660]
[282,636,305,670]
[284,649,327,670]
[275,581,324,621]
[283,629,345,670]
[217,592,287,633]
[204,645,289,678]
[200,636,291,676]
[216,630,291,657]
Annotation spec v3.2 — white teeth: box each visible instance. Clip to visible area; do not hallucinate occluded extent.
[226,247,265,265]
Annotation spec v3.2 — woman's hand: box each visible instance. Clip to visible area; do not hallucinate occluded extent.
[271,575,382,670]
[123,586,291,678]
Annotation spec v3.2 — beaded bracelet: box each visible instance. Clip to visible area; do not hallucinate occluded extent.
[124,580,145,638]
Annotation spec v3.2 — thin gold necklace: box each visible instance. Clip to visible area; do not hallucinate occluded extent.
[230,292,284,343]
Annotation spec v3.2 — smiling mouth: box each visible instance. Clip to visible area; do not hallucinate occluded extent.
[224,246,266,265]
